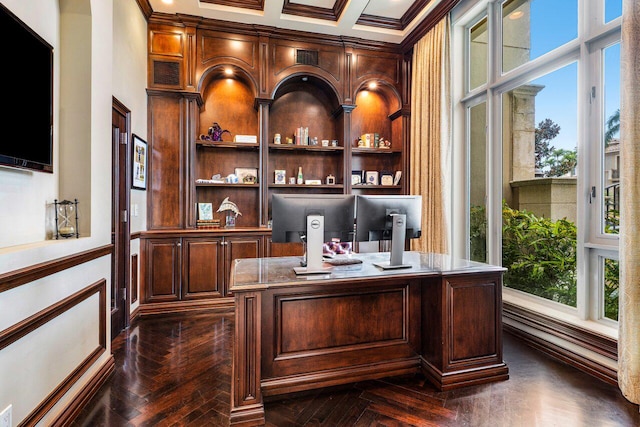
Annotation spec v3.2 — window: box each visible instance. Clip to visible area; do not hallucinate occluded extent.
[456,0,621,328]
[601,42,620,235]
[469,16,488,90]
[502,0,578,73]
[605,0,622,23]
[469,101,487,262]
[501,63,578,307]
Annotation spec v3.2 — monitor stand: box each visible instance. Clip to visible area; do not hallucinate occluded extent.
[294,215,329,275]
[373,214,412,270]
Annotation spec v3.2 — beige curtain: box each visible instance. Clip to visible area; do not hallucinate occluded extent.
[618,0,640,406]
[410,17,451,254]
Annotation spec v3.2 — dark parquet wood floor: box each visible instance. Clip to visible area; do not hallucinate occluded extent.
[70,309,640,427]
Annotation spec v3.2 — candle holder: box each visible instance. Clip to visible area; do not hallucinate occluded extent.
[54,199,79,239]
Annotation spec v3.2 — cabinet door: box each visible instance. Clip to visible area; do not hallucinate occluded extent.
[182,237,225,300]
[224,235,263,295]
[444,273,503,370]
[265,237,304,257]
[144,238,181,303]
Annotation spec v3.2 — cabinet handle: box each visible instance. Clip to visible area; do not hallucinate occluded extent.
[176,242,181,247]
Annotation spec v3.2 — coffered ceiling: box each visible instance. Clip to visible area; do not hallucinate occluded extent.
[146,0,452,44]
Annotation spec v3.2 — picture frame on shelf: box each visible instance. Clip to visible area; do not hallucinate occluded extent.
[274,169,286,184]
[393,171,402,186]
[365,171,379,185]
[198,203,213,220]
[351,170,362,185]
[235,167,258,184]
[380,171,394,186]
[132,134,147,190]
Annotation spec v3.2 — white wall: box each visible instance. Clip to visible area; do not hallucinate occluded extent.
[0,0,148,424]
[112,0,148,313]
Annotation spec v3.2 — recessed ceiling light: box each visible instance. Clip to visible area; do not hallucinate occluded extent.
[368,82,377,90]
[224,68,233,76]
[302,76,308,82]
[508,11,524,20]
[161,0,173,5]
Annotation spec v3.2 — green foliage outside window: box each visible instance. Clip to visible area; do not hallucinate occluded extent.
[604,258,619,321]
[470,203,577,306]
[502,203,577,306]
[470,203,619,316]
[470,204,487,263]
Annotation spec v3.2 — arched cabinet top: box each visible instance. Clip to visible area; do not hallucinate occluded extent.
[197,64,259,99]
[271,73,342,110]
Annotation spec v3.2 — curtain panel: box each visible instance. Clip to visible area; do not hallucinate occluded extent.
[618,0,640,405]
[410,17,452,254]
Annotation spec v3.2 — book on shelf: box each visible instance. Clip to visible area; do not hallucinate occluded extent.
[295,126,309,145]
[196,219,221,228]
[233,135,257,143]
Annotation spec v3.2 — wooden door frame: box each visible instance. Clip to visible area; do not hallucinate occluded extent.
[112,97,131,339]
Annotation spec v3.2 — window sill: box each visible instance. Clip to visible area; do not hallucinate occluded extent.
[503,290,618,340]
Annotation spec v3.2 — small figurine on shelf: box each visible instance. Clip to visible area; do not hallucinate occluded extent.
[209,122,231,141]
[379,137,391,149]
[199,122,232,142]
[217,197,242,227]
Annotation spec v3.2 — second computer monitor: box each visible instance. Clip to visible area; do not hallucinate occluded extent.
[355,195,422,269]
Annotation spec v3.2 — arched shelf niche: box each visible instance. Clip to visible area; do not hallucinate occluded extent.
[269,73,342,146]
[197,65,259,141]
[351,79,403,150]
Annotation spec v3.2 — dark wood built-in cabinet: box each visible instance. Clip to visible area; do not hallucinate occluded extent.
[141,230,265,313]
[142,17,411,310]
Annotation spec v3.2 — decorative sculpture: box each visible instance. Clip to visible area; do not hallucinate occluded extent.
[208,122,231,141]
[217,197,242,227]
[199,122,232,142]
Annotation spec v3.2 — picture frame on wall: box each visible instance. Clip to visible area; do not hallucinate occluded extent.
[132,134,148,190]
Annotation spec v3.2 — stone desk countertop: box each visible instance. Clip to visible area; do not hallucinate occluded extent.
[229,251,506,291]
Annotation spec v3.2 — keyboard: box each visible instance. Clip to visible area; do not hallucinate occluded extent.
[324,257,363,266]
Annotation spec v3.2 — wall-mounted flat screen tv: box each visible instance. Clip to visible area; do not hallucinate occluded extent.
[0,4,53,173]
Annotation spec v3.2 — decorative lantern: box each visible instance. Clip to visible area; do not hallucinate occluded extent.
[54,199,79,239]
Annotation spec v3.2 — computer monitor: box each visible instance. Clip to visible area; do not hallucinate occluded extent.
[271,193,355,274]
[355,195,422,269]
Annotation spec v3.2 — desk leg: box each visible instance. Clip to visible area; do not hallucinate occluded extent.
[230,291,265,426]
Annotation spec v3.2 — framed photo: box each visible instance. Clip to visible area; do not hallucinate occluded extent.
[235,167,258,184]
[380,172,394,186]
[393,170,402,186]
[365,171,379,185]
[198,203,213,220]
[274,169,286,184]
[132,134,148,190]
[351,170,362,185]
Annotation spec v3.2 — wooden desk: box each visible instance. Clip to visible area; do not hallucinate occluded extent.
[229,252,508,426]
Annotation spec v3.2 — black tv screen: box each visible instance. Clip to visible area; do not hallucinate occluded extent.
[0,4,53,173]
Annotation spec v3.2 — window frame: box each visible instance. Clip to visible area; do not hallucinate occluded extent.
[453,0,621,334]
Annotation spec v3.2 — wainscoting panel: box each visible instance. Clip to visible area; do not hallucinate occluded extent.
[0,280,107,426]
